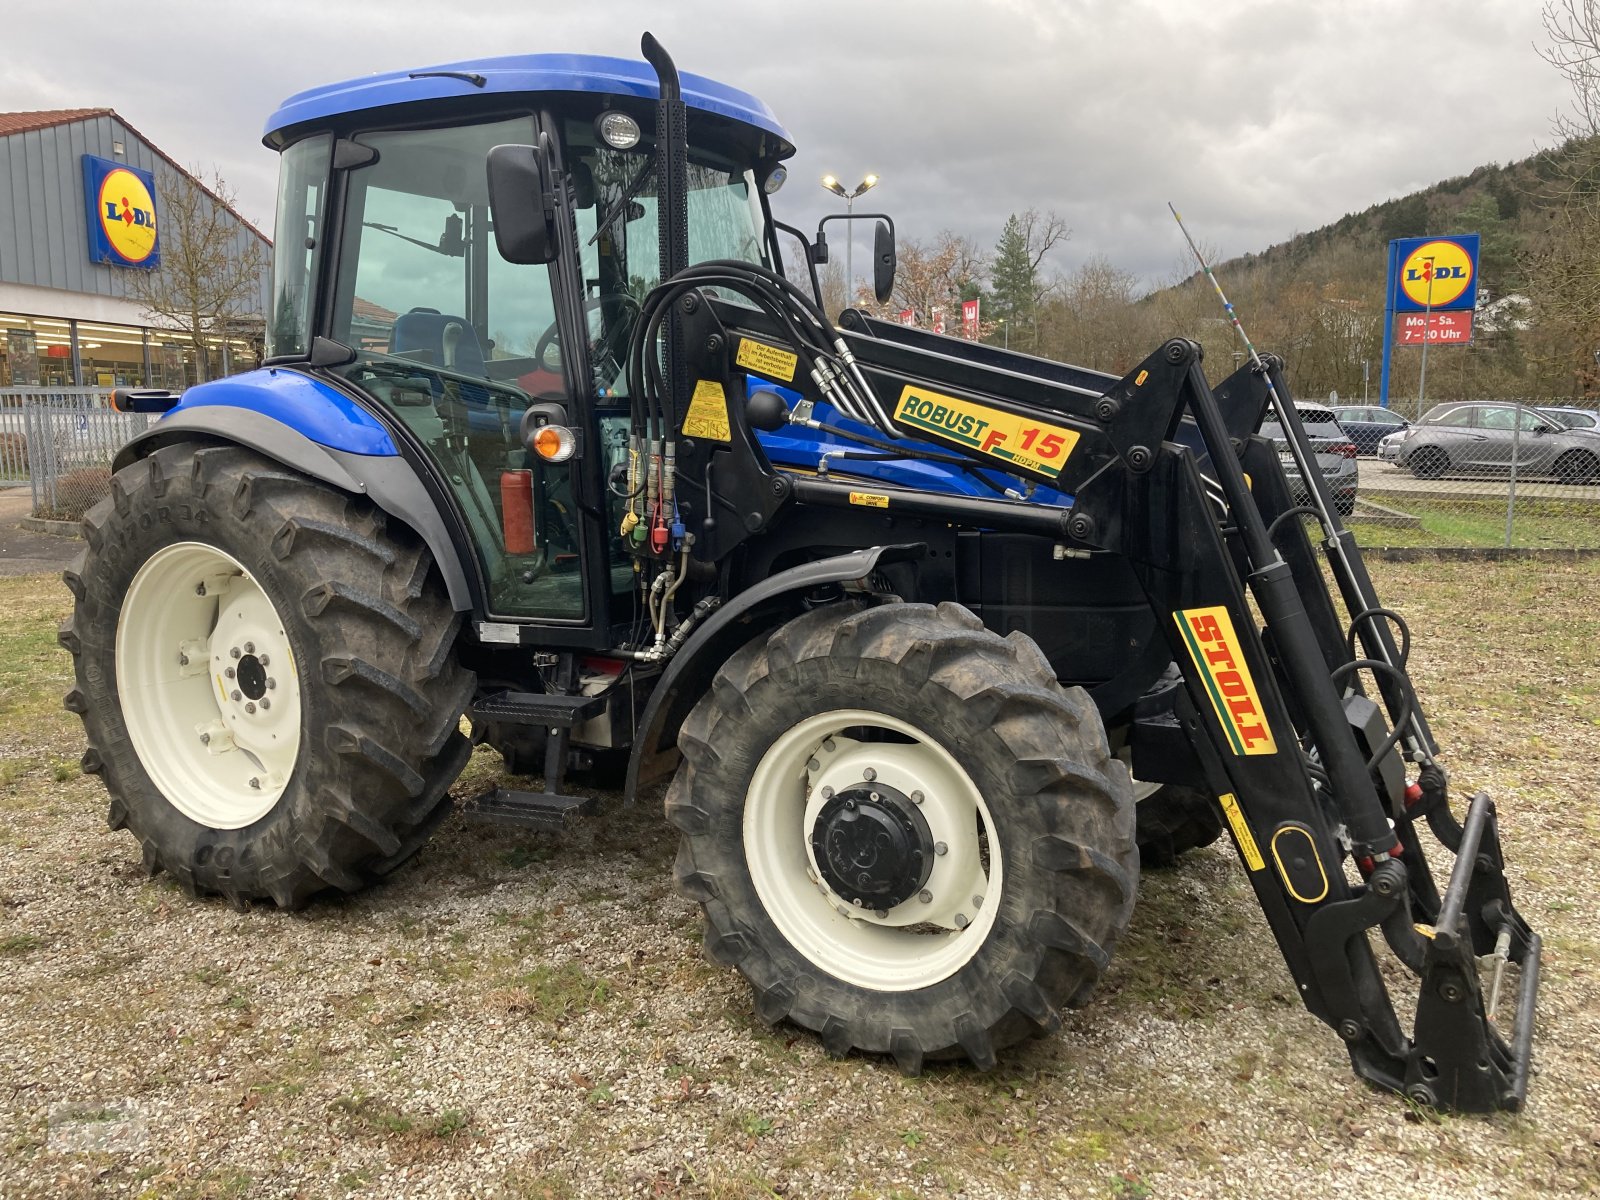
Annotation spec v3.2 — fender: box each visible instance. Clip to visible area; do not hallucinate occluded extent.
[113,370,474,610]
[624,542,925,801]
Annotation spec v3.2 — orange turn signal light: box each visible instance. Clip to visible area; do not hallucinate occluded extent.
[531,424,576,463]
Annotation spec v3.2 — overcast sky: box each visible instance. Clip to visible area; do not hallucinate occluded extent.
[1,0,1572,291]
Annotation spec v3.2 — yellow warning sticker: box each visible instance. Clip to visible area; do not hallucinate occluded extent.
[682,379,732,442]
[1135,369,1149,386]
[1174,605,1278,756]
[848,491,890,508]
[1218,793,1265,871]
[736,338,799,383]
[893,385,1080,479]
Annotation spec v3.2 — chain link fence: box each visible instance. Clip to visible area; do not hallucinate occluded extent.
[1318,400,1600,550]
[0,390,149,522]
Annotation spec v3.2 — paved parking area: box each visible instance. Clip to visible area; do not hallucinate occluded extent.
[1358,458,1600,500]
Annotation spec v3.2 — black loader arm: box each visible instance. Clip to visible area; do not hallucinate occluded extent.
[656,286,1540,1114]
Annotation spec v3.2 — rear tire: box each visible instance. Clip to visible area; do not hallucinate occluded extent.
[1554,450,1599,485]
[61,444,475,908]
[667,601,1137,1073]
[1408,447,1448,480]
[1134,783,1223,868]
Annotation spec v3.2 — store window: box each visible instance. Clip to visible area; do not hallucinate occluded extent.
[76,322,151,388]
[0,315,73,387]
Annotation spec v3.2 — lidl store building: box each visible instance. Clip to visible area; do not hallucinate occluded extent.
[0,108,269,390]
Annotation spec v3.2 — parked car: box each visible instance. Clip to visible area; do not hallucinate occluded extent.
[1377,430,1405,462]
[1393,401,1600,483]
[1331,404,1410,455]
[1537,405,1600,431]
[1260,404,1359,514]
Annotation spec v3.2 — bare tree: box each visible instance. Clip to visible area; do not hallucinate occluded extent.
[871,231,987,329]
[128,168,267,385]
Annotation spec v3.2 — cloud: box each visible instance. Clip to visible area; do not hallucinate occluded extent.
[0,0,1570,291]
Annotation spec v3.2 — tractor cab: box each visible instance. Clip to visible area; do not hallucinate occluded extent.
[262,52,795,626]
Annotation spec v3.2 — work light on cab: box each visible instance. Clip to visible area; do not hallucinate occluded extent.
[596,111,641,150]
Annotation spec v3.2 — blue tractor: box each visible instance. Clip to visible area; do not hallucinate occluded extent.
[64,36,1539,1109]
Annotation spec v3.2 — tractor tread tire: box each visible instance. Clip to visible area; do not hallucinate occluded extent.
[61,443,474,909]
[666,601,1137,1074]
[1135,783,1224,868]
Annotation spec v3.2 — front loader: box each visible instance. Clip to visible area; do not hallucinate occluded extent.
[64,35,1538,1112]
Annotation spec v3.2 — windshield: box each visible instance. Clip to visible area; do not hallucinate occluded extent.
[563,116,766,397]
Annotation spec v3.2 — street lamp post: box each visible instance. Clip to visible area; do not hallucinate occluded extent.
[820,173,878,308]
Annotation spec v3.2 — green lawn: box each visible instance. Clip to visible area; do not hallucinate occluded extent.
[1350,494,1600,549]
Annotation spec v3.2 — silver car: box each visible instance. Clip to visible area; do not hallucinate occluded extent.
[1394,402,1600,484]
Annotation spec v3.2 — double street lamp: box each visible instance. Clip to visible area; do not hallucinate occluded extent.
[820,173,878,308]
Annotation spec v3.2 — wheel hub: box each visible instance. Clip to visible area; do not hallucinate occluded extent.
[810,783,934,909]
[236,654,268,700]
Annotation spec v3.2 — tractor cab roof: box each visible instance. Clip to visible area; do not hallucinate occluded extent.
[263,52,794,158]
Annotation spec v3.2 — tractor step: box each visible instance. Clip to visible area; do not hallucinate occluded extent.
[471,690,606,727]
[461,786,598,829]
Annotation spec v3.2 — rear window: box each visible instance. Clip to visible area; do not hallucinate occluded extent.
[1296,406,1337,424]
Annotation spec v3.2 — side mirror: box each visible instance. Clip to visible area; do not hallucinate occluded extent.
[810,230,830,266]
[873,220,896,304]
[486,139,558,265]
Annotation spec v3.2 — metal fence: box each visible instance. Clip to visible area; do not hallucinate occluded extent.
[0,389,149,521]
[1296,400,1600,550]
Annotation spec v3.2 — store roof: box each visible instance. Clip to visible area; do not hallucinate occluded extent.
[0,108,113,138]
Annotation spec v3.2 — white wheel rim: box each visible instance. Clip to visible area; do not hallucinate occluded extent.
[115,541,302,829]
[744,708,1003,992]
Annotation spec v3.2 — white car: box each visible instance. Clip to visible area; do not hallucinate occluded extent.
[1377,430,1405,462]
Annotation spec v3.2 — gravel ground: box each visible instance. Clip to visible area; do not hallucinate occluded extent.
[1,558,1597,1199]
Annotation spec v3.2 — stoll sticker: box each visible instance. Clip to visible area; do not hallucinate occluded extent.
[1174,605,1278,755]
[682,380,732,442]
[893,385,1079,478]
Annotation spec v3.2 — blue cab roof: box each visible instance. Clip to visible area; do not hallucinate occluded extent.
[265,52,792,149]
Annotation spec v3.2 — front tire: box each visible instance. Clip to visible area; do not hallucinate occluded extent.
[1409,447,1448,480]
[61,444,475,908]
[667,601,1137,1073]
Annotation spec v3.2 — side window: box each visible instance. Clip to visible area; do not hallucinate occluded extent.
[1436,407,1476,428]
[1517,407,1550,432]
[1478,407,1517,431]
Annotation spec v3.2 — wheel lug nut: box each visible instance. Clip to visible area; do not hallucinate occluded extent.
[935,842,948,856]
[822,739,836,752]
[225,667,236,679]
[973,894,983,908]
[244,642,255,654]
[231,690,242,702]
[245,702,256,714]
[954,913,970,929]
[260,698,271,711]
[820,786,833,799]
[862,767,877,782]
[807,758,821,772]
[266,679,276,690]
[258,654,269,666]
[910,790,924,805]
[918,889,933,904]
[229,647,241,659]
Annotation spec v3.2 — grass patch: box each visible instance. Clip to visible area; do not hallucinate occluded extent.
[487,961,613,1019]
[0,932,43,956]
[1353,494,1600,548]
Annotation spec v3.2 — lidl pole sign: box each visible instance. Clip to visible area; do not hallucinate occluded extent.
[82,154,160,268]
[1378,232,1479,407]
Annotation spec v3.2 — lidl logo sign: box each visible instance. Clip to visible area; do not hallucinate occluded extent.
[82,154,159,268]
[1388,233,1478,313]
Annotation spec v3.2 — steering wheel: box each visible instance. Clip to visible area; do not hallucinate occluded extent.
[534,293,642,383]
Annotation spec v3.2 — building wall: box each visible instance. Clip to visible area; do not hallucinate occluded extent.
[0,113,270,313]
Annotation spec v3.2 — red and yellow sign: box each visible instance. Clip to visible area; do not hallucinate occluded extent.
[1398,239,1473,309]
[1175,606,1278,756]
